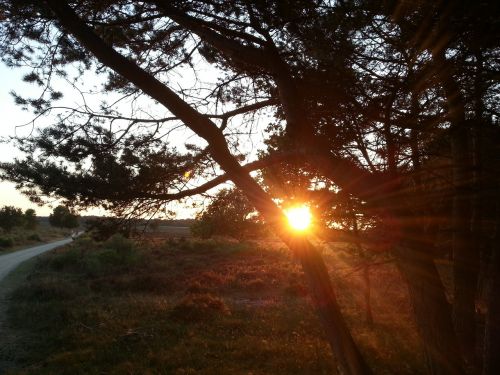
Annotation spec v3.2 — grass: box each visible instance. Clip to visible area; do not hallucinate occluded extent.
[0,225,73,253]
[2,235,425,374]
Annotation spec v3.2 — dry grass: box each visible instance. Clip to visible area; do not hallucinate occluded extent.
[2,235,425,374]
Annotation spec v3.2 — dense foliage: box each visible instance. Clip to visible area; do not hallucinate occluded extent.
[0,205,24,232]
[48,205,79,229]
[191,188,263,240]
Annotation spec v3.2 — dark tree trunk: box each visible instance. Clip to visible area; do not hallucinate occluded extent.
[451,123,479,372]
[396,227,466,375]
[362,264,373,326]
[480,125,500,375]
[290,236,373,375]
[482,238,500,375]
[432,50,478,372]
[350,199,373,326]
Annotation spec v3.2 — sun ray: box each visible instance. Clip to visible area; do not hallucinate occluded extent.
[285,205,312,232]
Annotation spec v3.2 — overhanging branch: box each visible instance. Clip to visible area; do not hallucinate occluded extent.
[141,152,293,200]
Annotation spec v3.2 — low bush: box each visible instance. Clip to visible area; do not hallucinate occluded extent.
[44,234,140,278]
[10,277,80,302]
[49,247,81,271]
[0,236,13,248]
[170,293,230,322]
[27,233,42,241]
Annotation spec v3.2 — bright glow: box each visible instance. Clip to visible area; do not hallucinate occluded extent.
[285,205,312,232]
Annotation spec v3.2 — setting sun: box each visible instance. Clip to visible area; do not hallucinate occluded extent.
[285,205,312,232]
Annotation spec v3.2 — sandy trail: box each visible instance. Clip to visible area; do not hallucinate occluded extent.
[0,238,72,282]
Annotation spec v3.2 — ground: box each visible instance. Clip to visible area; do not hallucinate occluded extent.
[1,235,425,374]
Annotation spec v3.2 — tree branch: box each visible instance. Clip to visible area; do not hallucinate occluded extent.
[141,152,293,200]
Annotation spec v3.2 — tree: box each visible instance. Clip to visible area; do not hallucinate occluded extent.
[23,208,37,230]
[49,205,79,229]
[0,1,498,374]
[191,188,263,240]
[0,205,24,232]
[84,216,132,241]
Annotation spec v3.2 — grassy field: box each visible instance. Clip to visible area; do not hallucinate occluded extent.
[0,225,73,253]
[2,235,425,374]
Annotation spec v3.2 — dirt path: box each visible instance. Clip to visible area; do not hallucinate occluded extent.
[0,238,72,283]
[0,238,72,373]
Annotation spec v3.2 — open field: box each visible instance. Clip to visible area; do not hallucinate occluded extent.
[2,236,424,374]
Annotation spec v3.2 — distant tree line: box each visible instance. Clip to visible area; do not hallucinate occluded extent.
[0,204,79,233]
[0,206,37,232]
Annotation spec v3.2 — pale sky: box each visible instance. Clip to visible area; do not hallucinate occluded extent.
[0,63,55,215]
[0,58,268,219]
[0,61,198,218]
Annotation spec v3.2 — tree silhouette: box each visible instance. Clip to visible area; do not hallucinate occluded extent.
[49,205,79,229]
[0,1,498,374]
[23,208,37,230]
[0,205,24,232]
[191,188,263,240]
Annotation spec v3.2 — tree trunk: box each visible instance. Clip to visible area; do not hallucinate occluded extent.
[350,199,373,326]
[482,235,500,375]
[363,264,373,326]
[432,50,478,372]
[451,123,479,372]
[396,228,466,375]
[289,236,373,375]
[480,125,500,375]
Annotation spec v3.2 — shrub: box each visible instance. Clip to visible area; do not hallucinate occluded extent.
[284,281,308,297]
[10,277,79,302]
[131,273,175,294]
[27,233,42,241]
[244,278,267,291]
[101,234,140,266]
[170,293,230,322]
[105,233,135,255]
[0,237,14,248]
[49,248,81,271]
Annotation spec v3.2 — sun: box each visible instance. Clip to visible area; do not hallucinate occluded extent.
[285,205,312,232]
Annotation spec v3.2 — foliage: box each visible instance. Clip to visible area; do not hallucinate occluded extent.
[46,234,140,276]
[23,208,37,230]
[84,217,132,241]
[0,205,24,232]
[170,293,230,322]
[48,205,79,228]
[0,236,14,248]
[191,188,263,240]
[27,233,41,241]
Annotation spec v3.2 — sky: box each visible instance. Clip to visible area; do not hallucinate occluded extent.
[0,63,54,215]
[0,56,269,219]
[0,61,198,218]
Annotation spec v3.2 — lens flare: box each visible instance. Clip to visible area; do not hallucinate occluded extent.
[285,205,312,232]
